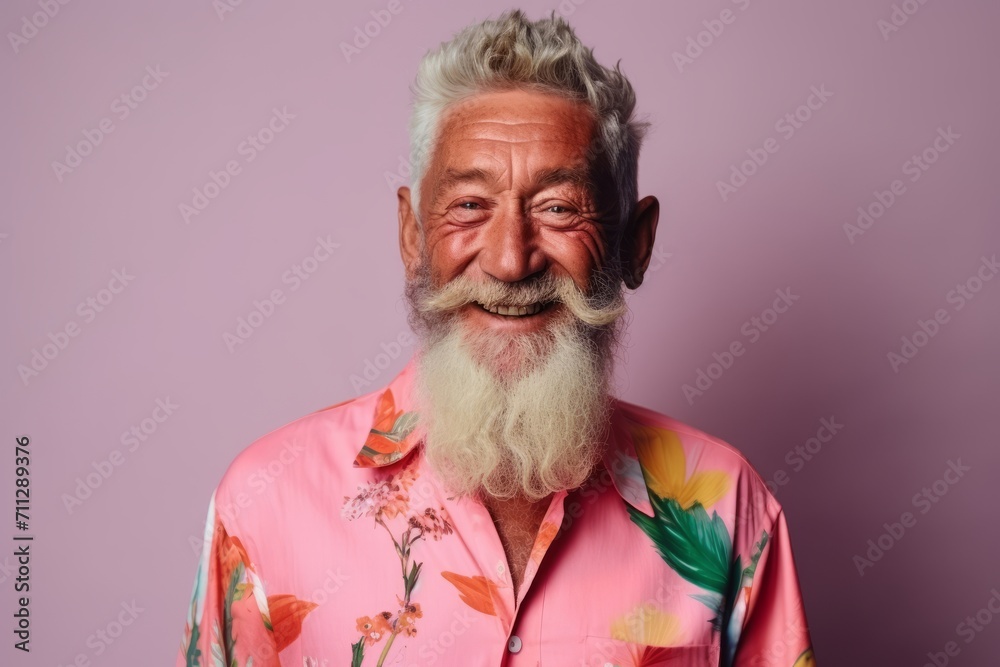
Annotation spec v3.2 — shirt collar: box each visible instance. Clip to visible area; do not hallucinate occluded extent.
[350,358,655,517]
[351,358,422,468]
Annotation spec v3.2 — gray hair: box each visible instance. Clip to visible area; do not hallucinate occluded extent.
[406,9,650,260]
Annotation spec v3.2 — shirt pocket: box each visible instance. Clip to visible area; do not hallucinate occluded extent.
[582,636,719,667]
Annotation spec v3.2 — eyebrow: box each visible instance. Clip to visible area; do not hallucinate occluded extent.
[435,165,594,195]
[435,167,498,193]
[535,165,594,191]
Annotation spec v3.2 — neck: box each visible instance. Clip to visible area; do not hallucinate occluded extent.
[481,492,554,602]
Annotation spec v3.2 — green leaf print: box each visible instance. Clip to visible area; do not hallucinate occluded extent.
[629,494,732,595]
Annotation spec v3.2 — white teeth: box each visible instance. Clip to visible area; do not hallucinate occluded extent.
[480,302,543,316]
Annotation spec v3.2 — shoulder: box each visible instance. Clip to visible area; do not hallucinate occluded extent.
[613,398,782,530]
[212,388,383,516]
[615,399,768,480]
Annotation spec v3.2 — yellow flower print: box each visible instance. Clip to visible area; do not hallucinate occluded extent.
[607,603,684,667]
[611,603,682,645]
[629,423,729,509]
[793,648,816,667]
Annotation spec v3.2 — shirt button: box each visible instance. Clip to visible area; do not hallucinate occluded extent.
[496,562,506,576]
[508,635,522,653]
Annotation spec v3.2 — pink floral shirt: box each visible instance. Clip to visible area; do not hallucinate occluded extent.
[176,359,815,667]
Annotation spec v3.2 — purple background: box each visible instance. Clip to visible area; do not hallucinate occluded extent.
[3,0,999,665]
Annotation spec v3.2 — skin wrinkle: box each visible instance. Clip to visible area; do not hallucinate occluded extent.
[420,96,597,229]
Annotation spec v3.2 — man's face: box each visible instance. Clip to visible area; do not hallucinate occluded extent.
[401,89,608,341]
[396,88,657,499]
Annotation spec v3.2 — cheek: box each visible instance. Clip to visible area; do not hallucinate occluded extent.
[539,228,606,279]
[425,227,480,281]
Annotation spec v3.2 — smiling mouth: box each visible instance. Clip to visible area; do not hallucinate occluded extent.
[475,301,551,317]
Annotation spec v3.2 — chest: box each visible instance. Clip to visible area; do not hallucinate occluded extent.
[491,512,546,595]
[277,486,725,666]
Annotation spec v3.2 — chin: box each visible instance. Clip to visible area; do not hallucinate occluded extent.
[458,321,561,383]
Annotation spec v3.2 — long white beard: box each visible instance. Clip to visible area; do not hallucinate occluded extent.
[406,270,626,501]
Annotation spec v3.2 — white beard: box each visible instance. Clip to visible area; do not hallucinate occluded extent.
[406,271,625,501]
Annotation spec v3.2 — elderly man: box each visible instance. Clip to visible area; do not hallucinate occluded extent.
[177,10,815,667]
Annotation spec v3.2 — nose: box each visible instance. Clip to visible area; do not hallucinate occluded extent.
[478,203,545,283]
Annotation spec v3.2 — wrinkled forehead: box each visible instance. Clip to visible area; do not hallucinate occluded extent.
[433,89,597,157]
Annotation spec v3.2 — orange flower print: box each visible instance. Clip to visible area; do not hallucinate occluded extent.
[529,521,560,565]
[356,612,393,647]
[395,597,423,638]
[215,524,251,580]
[183,506,318,665]
[344,462,454,667]
[353,389,419,467]
[267,594,319,652]
[441,572,500,617]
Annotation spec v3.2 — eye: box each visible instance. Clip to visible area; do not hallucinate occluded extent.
[535,200,577,215]
[533,201,579,226]
[449,199,490,224]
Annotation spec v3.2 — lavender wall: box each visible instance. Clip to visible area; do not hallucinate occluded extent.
[2,1,998,665]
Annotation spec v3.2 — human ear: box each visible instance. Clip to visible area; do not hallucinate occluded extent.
[398,186,422,279]
[622,195,659,289]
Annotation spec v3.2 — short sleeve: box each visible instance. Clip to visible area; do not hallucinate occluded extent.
[732,509,816,667]
[176,493,280,667]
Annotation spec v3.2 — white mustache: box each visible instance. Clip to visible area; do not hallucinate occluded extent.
[415,273,626,327]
